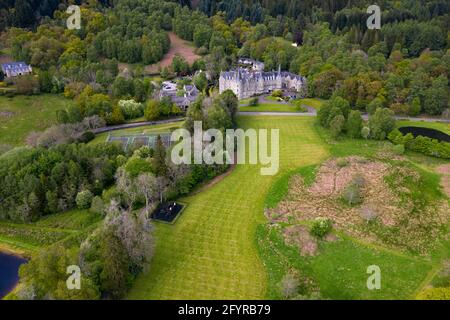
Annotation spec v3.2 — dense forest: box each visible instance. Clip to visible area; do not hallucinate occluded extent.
[1,0,448,118]
[0,0,448,301]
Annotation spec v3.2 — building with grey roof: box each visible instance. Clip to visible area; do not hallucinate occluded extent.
[219,59,306,100]
[160,81,199,111]
[1,62,32,78]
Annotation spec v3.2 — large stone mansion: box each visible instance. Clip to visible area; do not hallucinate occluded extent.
[219,58,306,100]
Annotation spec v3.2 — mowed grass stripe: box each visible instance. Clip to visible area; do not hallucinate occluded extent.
[128,116,329,299]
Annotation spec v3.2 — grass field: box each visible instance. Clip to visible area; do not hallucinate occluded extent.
[239,103,300,112]
[298,98,324,110]
[239,97,324,113]
[0,210,101,255]
[0,94,74,146]
[258,125,449,299]
[258,225,434,299]
[128,116,329,299]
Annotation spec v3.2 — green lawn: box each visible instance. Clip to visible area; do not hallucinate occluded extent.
[239,97,324,113]
[240,103,299,113]
[0,94,74,146]
[298,98,324,110]
[0,209,100,255]
[128,116,329,299]
[258,225,433,299]
[257,124,449,299]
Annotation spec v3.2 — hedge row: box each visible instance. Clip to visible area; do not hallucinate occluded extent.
[388,129,450,159]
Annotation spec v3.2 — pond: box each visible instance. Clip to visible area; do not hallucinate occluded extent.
[399,126,450,143]
[0,251,27,299]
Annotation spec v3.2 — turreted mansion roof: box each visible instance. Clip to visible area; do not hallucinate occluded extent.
[220,68,305,83]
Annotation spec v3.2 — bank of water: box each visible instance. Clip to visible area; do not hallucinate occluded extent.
[0,251,26,298]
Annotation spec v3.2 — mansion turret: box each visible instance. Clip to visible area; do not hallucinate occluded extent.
[219,58,306,100]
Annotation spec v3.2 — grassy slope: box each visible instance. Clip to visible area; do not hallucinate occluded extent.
[0,210,101,255]
[240,103,299,112]
[128,116,329,299]
[258,125,448,299]
[0,94,74,146]
[258,225,432,299]
[298,98,324,110]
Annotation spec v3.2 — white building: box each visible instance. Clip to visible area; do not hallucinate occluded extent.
[219,59,306,100]
[1,62,32,78]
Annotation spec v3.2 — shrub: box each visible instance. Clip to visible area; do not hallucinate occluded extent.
[118,100,144,120]
[124,157,153,178]
[367,97,383,115]
[77,131,96,143]
[360,206,378,222]
[346,110,363,138]
[279,273,300,299]
[388,129,450,159]
[442,109,450,120]
[330,114,345,138]
[392,144,405,155]
[90,196,104,215]
[408,97,421,116]
[116,155,127,167]
[361,126,370,139]
[144,100,161,121]
[133,146,153,158]
[64,82,86,99]
[342,183,362,206]
[369,108,396,140]
[271,89,283,98]
[310,217,333,238]
[390,103,409,115]
[293,100,308,112]
[351,174,366,187]
[106,105,125,125]
[249,97,259,106]
[76,190,94,210]
[336,158,349,168]
[15,75,39,95]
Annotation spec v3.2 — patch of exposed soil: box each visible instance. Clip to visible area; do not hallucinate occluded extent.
[267,157,449,254]
[436,164,450,198]
[145,32,200,74]
[283,225,318,256]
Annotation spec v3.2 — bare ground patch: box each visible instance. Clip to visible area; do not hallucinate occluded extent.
[436,164,450,198]
[267,157,449,254]
[145,32,200,74]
